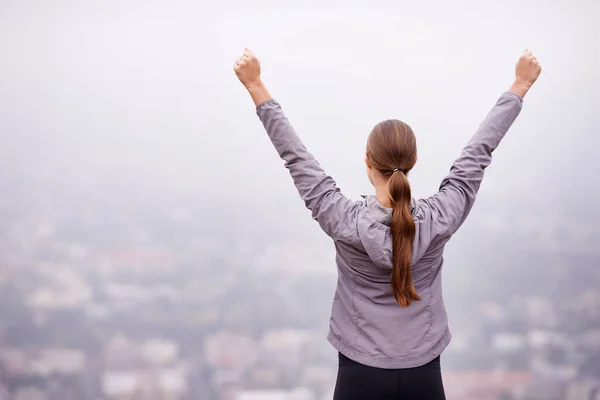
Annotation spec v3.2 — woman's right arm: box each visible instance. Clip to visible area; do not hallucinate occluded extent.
[423,50,542,237]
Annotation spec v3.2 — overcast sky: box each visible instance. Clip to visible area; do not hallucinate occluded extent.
[1,0,599,256]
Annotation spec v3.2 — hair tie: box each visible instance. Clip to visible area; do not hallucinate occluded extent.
[392,167,406,174]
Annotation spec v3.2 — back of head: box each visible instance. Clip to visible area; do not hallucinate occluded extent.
[366,120,420,307]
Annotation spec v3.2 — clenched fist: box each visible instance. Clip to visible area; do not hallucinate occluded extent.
[515,49,542,87]
[509,49,542,98]
[234,48,262,89]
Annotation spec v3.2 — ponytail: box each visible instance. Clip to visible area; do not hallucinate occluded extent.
[366,118,419,306]
[388,170,420,307]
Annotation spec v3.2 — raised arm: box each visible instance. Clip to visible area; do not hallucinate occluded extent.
[423,50,542,236]
[234,48,357,238]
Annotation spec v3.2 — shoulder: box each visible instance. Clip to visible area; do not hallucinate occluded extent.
[414,197,451,236]
[411,198,453,259]
[329,197,367,241]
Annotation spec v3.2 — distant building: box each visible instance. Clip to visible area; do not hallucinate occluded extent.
[158,367,188,397]
[247,366,282,388]
[527,330,570,351]
[523,296,559,329]
[576,289,600,316]
[443,370,532,400]
[578,329,600,352]
[478,301,507,324]
[299,365,336,393]
[27,267,93,311]
[104,333,142,370]
[235,387,315,400]
[492,332,527,353]
[101,370,137,399]
[530,356,579,381]
[260,329,315,366]
[11,388,46,400]
[97,249,176,275]
[0,348,27,375]
[140,338,179,367]
[101,365,188,400]
[565,379,600,400]
[0,386,9,400]
[29,348,86,376]
[204,331,258,370]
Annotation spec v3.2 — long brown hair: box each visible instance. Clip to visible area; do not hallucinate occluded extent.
[366,119,420,307]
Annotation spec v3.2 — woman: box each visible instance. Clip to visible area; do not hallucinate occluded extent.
[233,49,541,399]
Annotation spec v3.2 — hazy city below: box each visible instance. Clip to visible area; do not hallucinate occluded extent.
[1,1,599,400]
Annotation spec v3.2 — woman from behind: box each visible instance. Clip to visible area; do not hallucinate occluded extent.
[233,49,542,399]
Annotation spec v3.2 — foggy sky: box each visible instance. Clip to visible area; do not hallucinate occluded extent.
[1,0,599,257]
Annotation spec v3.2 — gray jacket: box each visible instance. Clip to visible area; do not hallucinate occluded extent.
[256,91,523,369]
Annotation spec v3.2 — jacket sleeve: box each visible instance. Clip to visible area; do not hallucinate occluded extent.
[421,91,523,237]
[256,99,357,239]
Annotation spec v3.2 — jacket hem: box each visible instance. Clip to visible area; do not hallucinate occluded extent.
[327,327,452,369]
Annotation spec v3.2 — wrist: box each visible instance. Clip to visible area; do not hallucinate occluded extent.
[509,79,532,99]
[244,79,272,107]
[244,79,265,93]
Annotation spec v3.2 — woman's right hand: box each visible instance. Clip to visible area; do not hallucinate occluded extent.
[510,49,542,98]
[516,49,542,85]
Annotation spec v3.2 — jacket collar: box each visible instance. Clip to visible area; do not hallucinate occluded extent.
[361,195,417,226]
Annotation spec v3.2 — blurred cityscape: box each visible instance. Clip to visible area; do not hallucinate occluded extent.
[0,170,599,400]
[0,170,600,400]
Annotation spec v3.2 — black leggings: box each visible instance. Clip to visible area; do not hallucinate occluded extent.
[333,353,446,400]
